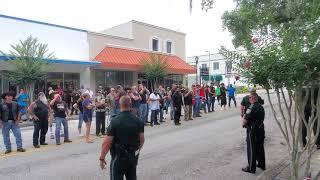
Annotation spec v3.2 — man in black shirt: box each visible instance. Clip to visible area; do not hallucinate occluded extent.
[73,95,84,136]
[0,92,26,154]
[50,94,72,145]
[28,92,50,148]
[183,87,193,121]
[172,87,183,125]
[70,88,80,115]
[99,95,145,180]
[139,84,149,124]
[209,83,216,111]
[95,91,107,136]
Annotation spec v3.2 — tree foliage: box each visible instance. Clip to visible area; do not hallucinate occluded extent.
[141,53,168,91]
[222,0,320,179]
[1,36,54,101]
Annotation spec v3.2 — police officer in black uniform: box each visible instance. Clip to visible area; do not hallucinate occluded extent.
[242,92,266,174]
[99,95,145,180]
[240,88,264,117]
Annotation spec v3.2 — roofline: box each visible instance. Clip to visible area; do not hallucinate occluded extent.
[0,14,87,32]
[187,50,246,59]
[103,44,183,58]
[88,31,134,41]
[0,55,100,66]
[131,20,186,36]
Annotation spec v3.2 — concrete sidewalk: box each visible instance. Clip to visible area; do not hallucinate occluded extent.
[258,148,320,180]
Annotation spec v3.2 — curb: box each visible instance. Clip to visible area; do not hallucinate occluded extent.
[258,150,320,180]
[257,157,289,180]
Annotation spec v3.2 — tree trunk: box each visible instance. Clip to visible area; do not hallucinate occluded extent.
[267,88,301,180]
[25,82,35,104]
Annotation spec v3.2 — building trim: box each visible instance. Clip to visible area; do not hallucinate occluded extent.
[88,31,134,41]
[103,44,181,58]
[131,20,186,35]
[0,55,100,66]
[0,14,87,32]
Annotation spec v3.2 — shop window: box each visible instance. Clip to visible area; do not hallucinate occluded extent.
[105,71,125,87]
[46,72,63,90]
[64,73,80,90]
[95,71,106,88]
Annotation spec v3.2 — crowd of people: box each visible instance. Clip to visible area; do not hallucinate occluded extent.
[1,82,319,178]
[0,82,238,154]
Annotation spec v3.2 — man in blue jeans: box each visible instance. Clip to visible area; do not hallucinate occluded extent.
[193,86,201,118]
[0,92,26,154]
[227,84,237,108]
[139,84,149,124]
[50,94,72,145]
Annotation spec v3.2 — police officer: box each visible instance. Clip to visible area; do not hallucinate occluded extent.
[99,95,145,180]
[240,88,264,117]
[242,92,266,173]
[172,87,183,126]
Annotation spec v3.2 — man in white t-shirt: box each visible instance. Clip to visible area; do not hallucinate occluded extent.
[149,90,160,126]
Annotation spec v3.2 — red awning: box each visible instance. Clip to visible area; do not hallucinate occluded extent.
[94,46,196,74]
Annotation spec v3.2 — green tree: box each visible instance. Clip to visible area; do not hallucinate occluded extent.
[221,0,320,179]
[1,36,54,102]
[141,53,168,91]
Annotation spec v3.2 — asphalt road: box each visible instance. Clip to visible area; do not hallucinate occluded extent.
[0,92,288,180]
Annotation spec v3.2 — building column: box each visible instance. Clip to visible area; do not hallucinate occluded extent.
[80,67,96,92]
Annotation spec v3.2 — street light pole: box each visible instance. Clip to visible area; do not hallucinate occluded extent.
[206,50,211,82]
[195,56,199,84]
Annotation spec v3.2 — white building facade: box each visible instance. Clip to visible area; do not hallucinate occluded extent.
[186,53,246,87]
[0,14,195,95]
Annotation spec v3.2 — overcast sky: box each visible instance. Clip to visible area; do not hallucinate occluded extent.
[0,0,236,57]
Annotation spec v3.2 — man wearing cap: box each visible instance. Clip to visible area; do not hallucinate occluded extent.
[0,92,26,154]
[28,92,51,148]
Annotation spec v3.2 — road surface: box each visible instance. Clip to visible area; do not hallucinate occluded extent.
[0,92,288,180]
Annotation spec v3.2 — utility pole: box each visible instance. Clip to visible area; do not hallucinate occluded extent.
[195,56,199,84]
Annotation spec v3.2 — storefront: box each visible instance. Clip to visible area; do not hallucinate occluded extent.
[93,46,195,89]
[0,57,100,96]
[95,70,135,88]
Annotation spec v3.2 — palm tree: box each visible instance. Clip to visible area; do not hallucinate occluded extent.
[141,53,168,91]
[1,35,54,102]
